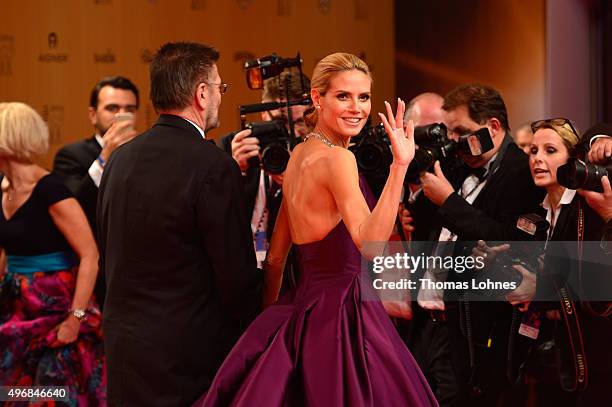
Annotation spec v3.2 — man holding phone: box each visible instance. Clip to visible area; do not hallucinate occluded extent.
[53,75,140,309]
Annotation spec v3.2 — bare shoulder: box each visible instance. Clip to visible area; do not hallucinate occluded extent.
[321,146,356,174]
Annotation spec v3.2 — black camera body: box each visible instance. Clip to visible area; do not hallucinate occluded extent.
[407,123,494,180]
[476,214,549,298]
[244,119,292,174]
[349,123,390,174]
[557,158,612,192]
[348,123,391,197]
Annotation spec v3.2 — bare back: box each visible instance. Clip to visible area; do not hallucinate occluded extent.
[282,139,364,244]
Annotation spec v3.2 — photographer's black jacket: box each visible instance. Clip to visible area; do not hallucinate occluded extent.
[434,137,546,404]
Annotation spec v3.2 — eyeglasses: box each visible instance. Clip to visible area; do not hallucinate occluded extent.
[204,82,228,95]
[531,118,579,138]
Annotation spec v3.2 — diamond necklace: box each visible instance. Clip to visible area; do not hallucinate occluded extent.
[306,132,338,148]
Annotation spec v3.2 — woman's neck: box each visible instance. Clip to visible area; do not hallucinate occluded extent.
[0,160,44,190]
[546,183,566,210]
[312,125,349,148]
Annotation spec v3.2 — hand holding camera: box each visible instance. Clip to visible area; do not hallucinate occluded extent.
[578,175,612,222]
[231,128,257,173]
[420,161,455,206]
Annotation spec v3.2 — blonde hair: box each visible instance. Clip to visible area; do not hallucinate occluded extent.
[304,53,372,129]
[533,120,580,157]
[0,102,49,162]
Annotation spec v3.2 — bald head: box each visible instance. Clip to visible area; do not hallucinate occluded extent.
[404,92,444,127]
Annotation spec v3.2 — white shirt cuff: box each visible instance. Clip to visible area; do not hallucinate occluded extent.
[88,160,103,188]
[590,134,611,147]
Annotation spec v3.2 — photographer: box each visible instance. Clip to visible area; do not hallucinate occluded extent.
[479,119,611,406]
[527,119,610,405]
[417,84,545,406]
[221,71,311,269]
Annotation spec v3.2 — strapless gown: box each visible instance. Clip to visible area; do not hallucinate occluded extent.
[195,178,438,406]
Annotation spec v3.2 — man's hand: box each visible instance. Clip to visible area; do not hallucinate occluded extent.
[471,240,510,268]
[397,203,414,237]
[231,129,258,172]
[505,264,536,311]
[420,161,454,206]
[588,137,612,164]
[383,299,413,320]
[578,175,612,222]
[100,121,139,163]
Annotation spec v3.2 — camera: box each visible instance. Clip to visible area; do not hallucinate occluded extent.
[348,123,391,197]
[245,119,291,174]
[407,123,494,180]
[474,214,549,298]
[349,123,390,174]
[238,53,311,174]
[556,158,612,192]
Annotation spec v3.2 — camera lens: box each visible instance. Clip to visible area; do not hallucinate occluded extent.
[262,145,290,174]
[355,144,385,173]
[557,159,611,192]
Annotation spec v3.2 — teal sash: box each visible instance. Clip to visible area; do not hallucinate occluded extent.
[7,251,78,274]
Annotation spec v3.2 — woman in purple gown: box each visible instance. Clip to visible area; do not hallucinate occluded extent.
[196,53,437,406]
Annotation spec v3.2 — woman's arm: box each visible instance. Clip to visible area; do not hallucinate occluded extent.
[49,198,99,344]
[263,200,292,308]
[326,100,414,255]
[0,248,6,279]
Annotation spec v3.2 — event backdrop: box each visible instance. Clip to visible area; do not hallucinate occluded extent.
[0,0,395,168]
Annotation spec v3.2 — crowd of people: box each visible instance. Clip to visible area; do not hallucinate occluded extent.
[0,41,611,407]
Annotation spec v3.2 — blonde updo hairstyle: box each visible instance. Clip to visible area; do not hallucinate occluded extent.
[304,53,372,130]
[0,102,49,162]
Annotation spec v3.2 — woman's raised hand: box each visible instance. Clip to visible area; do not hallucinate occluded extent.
[378,98,415,167]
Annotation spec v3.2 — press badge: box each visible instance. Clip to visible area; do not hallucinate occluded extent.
[254,231,269,264]
[517,214,537,236]
[518,309,541,340]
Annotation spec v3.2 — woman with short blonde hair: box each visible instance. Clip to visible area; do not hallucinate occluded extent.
[0,102,106,403]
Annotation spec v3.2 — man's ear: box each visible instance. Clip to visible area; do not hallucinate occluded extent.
[88,106,97,126]
[489,117,502,136]
[195,82,207,110]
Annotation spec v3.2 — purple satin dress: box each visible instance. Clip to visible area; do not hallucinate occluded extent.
[195,177,438,406]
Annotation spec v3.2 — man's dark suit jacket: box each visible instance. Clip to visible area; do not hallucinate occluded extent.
[433,138,546,405]
[53,136,106,306]
[98,115,261,407]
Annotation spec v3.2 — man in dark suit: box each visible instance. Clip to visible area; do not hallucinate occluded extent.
[418,84,546,406]
[97,42,261,407]
[53,76,139,309]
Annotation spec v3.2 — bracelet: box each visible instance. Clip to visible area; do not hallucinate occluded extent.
[96,155,106,167]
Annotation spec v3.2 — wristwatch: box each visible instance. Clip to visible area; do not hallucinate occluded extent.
[71,309,88,322]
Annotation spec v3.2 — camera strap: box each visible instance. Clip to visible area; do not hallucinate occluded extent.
[577,201,612,318]
[554,280,588,392]
[551,199,588,392]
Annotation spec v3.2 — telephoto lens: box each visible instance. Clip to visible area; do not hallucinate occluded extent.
[556,158,612,192]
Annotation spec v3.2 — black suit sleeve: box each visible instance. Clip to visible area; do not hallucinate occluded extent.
[436,167,544,242]
[53,145,99,214]
[196,154,262,323]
